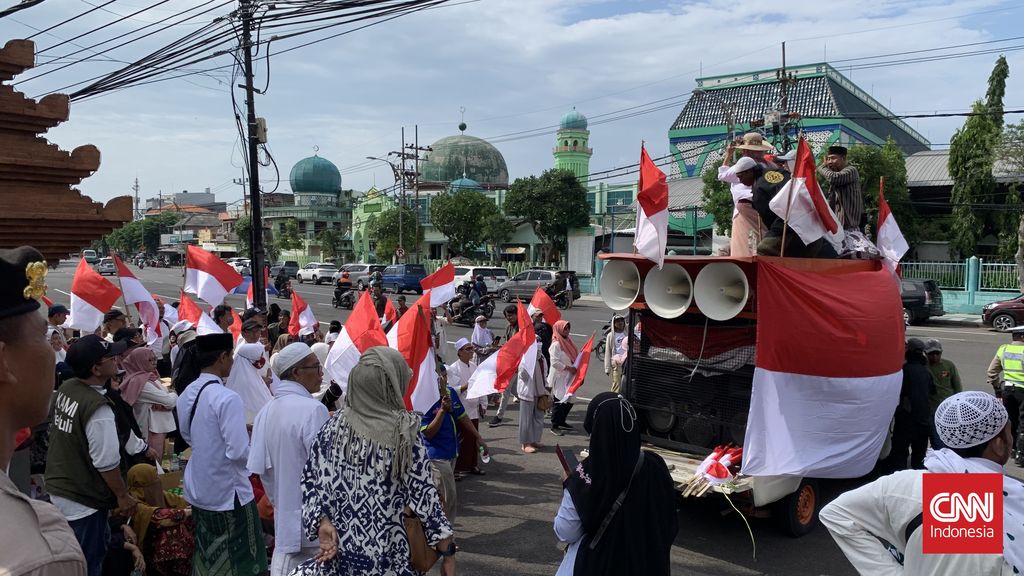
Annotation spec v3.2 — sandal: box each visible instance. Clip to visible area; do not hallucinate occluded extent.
[469,467,486,475]
[454,471,466,481]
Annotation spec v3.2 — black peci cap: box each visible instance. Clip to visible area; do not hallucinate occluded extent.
[0,246,48,321]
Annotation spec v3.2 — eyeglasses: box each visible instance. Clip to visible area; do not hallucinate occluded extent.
[295,362,323,372]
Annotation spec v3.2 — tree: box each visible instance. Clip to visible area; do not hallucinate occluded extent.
[846,138,918,247]
[235,215,252,258]
[368,205,421,261]
[430,189,498,257]
[277,218,303,252]
[948,56,1009,257]
[700,160,733,235]
[103,212,180,256]
[996,120,1024,288]
[482,211,515,263]
[317,228,344,261]
[504,169,590,262]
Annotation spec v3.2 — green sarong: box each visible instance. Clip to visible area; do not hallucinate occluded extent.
[192,498,267,576]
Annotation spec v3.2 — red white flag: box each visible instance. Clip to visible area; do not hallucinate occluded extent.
[113,256,159,343]
[246,267,272,309]
[876,177,909,275]
[466,302,536,399]
[383,297,399,326]
[68,258,122,332]
[565,334,595,398]
[634,146,669,269]
[387,291,439,412]
[184,245,243,307]
[228,309,242,342]
[768,138,841,244]
[42,295,54,307]
[324,291,389,394]
[178,291,221,335]
[288,291,318,338]
[527,286,561,326]
[420,262,456,308]
[742,260,904,477]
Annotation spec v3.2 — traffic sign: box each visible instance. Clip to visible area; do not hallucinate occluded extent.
[395,247,406,258]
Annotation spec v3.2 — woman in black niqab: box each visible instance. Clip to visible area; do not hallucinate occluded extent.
[555,391,678,576]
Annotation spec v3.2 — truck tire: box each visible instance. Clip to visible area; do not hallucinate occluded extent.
[776,478,819,537]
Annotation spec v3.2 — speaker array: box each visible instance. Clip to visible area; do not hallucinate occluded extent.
[599,260,750,320]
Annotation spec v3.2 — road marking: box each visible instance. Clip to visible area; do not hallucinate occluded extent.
[908,326,999,337]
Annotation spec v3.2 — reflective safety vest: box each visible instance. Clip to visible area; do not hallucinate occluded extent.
[998,343,1024,388]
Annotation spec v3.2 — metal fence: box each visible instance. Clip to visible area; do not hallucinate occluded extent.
[980,262,1020,291]
[899,261,967,290]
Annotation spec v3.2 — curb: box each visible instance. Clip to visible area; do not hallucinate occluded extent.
[923,317,984,328]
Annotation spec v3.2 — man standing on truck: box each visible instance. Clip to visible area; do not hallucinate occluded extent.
[987,326,1024,464]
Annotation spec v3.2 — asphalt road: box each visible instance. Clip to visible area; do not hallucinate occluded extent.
[41,262,1016,575]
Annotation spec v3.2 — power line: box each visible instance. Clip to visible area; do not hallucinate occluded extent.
[25,0,119,40]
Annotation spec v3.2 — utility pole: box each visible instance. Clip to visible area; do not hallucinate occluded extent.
[132,178,140,221]
[405,124,431,263]
[239,0,266,309]
[398,126,405,262]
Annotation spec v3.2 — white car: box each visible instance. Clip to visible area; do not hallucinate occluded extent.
[453,266,508,293]
[297,262,338,285]
[226,258,251,276]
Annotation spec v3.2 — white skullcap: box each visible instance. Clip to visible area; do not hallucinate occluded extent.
[325,332,339,344]
[454,337,471,351]
[310,342,329,366]
[726,156,758,177]
[935,391,1008,449]
[272,342,314,378]
[299,325,316,337]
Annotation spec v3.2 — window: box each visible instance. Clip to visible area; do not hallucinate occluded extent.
[587,192,597,214]
[573,140,578,147]
[527,271,544,281]
[607,190,633,210]
[454,267,469,276]
[384,266,397,275]
[416,198,429,224]
[563,140,569,147]
[513,272,528,281]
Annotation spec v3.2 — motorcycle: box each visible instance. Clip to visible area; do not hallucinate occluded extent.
[547,288,573,310]
[332,286,356,309]
[275,278,292,299]
[594,322,611,361]
[446,288,495,326]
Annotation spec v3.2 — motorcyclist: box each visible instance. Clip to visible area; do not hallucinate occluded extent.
[471,274,487,306]
[370,279,387,318]
[275,268,289,291]
[451,283,473,318]
[334,270,353,305]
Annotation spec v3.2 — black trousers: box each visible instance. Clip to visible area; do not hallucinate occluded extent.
[551,399,573,428]
[887,422,929,471]
[1004,386,1024,451]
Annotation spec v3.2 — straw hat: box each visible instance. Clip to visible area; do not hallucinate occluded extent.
[736,132,773,152]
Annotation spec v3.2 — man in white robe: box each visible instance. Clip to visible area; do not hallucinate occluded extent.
[249,343,331,576]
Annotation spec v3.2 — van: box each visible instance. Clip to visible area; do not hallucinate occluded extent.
[453,266,504,293]
[82,249,98,264]
[382,264,428,294]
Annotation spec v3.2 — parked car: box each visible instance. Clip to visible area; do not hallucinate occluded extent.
[983,294,1024,331]
[226,258,251,277]
[382,264,428,294]
[297,262,338,285]
[269,261,300,278]
[900,278,944,325]
[332,264,387,290]
[496,269,580,302]
[453,266,509,293]
[95,257,116,276]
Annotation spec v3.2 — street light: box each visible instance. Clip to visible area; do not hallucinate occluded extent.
[366,156,404,260]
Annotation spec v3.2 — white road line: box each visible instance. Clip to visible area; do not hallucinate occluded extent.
[53,289,71,296]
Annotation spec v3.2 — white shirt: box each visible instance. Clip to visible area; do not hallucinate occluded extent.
[820,462,1012,575]
[547,341,576,399]
[176,374,254,511]
[447,359,486,420]
[554,489,583,576]
[717,164,754,218]
[247,380,329,554]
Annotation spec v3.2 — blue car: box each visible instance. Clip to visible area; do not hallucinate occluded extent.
[382,264,427,294]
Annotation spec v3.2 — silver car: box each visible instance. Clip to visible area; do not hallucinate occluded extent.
[95,257,116,276]
[496,269,558,302]
[332,264,387,290]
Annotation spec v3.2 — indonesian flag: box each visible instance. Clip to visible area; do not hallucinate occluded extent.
[184,245,243,307]
[42,295,54,307]
[228,309,242,342]
[527,286,561,326]
[383,297,399,326]
[288,291,318,337]
[876,177,909,275]
[68,258,122,332]
[386,291,439,412]
[113,256,159,343]
[324,291,388,394]
[466,302,536,399]
[238,268,278,308]
[741,260,904,477]
[565,333,595,398]
[178,291,221,335]
[768,138,842,244]
[633,146,668,269]
[420,262,456,308]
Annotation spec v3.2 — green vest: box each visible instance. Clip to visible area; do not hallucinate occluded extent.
[998,343,1024,387]
[45,379,124,510]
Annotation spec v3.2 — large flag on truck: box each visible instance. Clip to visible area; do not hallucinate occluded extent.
[741,260,905,478]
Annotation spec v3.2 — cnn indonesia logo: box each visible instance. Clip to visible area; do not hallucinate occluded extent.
[923,474,1003,555]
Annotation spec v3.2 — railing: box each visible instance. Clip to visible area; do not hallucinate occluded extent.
[980,262,1021,291]
[900,261,967,290]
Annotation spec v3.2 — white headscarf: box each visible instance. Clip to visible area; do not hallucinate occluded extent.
[471,320,494,348]
[226,342,273,424]
[310,342,331,389]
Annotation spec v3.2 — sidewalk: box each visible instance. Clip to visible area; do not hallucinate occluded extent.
[923,313,984,328]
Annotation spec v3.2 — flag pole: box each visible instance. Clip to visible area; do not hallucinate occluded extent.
[113,255,135,327]
[633,141,645,256]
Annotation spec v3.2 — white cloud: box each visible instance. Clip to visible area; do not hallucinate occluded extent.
[4,0,1023,205]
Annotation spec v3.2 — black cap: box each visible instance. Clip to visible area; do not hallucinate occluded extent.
[241,318,262,331]
[906,338,927,353]
[0,246,47,321]
[48,304,70,317]
[827,145,848,156]
[103,309,126,323]
[113,327,141,345]
[195,333,233,354]
[65,335,129,377]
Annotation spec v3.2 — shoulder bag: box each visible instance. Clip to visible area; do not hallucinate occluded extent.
[536,394,553,412]
[403,506,440,572]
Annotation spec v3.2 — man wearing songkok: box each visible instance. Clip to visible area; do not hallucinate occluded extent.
[821,391,1024,574]
[248,343,330,576]
[0,246,87,575]
[102,309,127,342]
[176,333,267,575]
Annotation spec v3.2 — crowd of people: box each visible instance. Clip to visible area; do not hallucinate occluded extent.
[1,246,679,576]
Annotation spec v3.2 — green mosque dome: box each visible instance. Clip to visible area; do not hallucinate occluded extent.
[420,133,509,188]
[289,155,341,194]
[449,177,482,191]
[560,108,588,130]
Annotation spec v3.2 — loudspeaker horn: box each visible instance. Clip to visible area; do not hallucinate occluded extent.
[693,262,749,321]
[599,260,641,311]
[643,263,693,319]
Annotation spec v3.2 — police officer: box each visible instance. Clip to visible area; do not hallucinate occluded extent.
[987,325,1024,463]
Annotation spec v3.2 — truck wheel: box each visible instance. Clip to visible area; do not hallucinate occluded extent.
[777,478,819,537]
[994,313,1016,332]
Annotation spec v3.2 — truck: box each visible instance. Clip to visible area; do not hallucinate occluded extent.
[599,254,904,536]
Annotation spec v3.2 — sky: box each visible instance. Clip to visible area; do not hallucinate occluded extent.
[3,0,1024,207]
